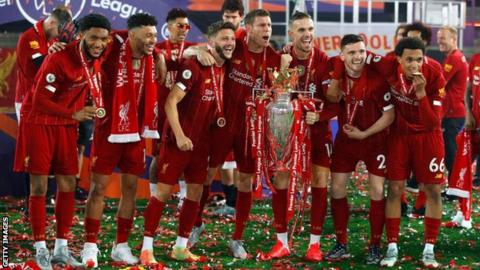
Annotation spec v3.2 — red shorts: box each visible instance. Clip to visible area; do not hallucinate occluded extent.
[387,131,445,184]
[331,133,387,177]
[209,125,254,174]
[24,123,78,175]
[90,128,145,176]
[311,124,333,168]
[157,142,209,185]
[13,120,27,172]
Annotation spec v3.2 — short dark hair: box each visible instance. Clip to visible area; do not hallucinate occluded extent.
[50,5,72,25]
[221,0,244,16]
[340,34,364,49]
[127,13,158,30]
[244,9,270,26]
[394,37,425,56]
[405,21,432,45]
[289,12,311,26]
[166,8,188,23]
[395,24,407,37]
[78,13,111,32]
[207,21,236,38]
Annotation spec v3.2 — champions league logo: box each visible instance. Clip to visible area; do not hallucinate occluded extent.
[17,0,86,24]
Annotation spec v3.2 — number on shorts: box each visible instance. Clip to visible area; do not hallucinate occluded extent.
[376,154,386,169]
[429,158,445,172]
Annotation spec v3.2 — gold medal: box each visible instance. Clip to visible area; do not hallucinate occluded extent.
[96,108,106,118]
[217,117,226,127]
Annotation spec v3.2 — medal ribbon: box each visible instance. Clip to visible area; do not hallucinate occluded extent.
[210,64,225,121]
[79,43,104,112]
[243,40,267,89]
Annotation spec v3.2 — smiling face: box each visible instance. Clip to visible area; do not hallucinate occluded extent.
[129,25,157,56]
[81,27,110,58]
[437,28,456,53]
[246,15,272,48]
[210,28,236,61]
[289,18,314,55]
[340,41,366,76]
[168,17,190,43]
[397,48,424,79]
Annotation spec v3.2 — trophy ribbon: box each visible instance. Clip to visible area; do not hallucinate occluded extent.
[79,43,105,118]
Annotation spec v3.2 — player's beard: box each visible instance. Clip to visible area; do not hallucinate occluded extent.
[82,39,97,60]
[215,44,230,60]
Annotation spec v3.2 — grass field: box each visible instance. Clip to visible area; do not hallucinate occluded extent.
[1,173,480,269]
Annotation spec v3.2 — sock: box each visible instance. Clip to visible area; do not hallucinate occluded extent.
[29,196,46,242]
[309,234,320,246]
[385,218,401,243]
[174,236,189,249]
[388,242,398,250]
[310,187,327,235]
[116,217,133,244]
[276,232,288,248]
[415,191,426,210]
[232,191,252,240]
[149,183,157,197]
[142,236,153,251]
[369,199,385,245]
[178,180,186,199]
[272,189,288,233]
[84,217,101,243]
[34,241,47,252]
[424,217,441,244]
[178,199,200,238]
[423,243,434,254]
[55,191,74,239]
[223,184,237,208]
[331,197,349,245]
[194,185,210,227]
[54,238,68,255]
[143,196,165,237]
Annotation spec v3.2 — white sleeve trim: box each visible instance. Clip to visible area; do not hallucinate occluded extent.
[176,82,187,91]
[383,104,394,111]
[32,52,42,59]
[45,85,56,93]
[433,100,442,106]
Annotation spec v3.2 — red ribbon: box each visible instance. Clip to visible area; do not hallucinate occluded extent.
[78,42,104,111]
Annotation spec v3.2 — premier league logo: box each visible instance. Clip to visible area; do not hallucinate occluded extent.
[17,0,86,24]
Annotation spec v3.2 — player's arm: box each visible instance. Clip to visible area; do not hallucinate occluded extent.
[32,57,95,121]
[17,34,46,69]
[415,72,444,129]
[325,56,343,102]
[164,85,192,151]
[183,44,215,66]
[344,105,394,140]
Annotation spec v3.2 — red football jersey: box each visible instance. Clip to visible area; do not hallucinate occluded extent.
[26,41,89,126]
[442,49,468,118]
[155,40,196,132]
[224,39,280,131]
[235,27,247,40]
[336,66,392,135]
[170,58,223,144]
[366,55,446,134]
[469,54,480,124]
[15,20,55,104]
[96,32,148,129]
[288,47,336,135]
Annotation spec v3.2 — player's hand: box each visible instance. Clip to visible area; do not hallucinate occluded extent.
[72,106,96,121]
[412,72,426,99]
[197,50,215,66]
[176,135,193,151]
[465,111,476,130]
[305,111,319,125]
[282,43,293,54]
[343,124,367,140]
[155,53,167,85]
[48,42,67,54]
